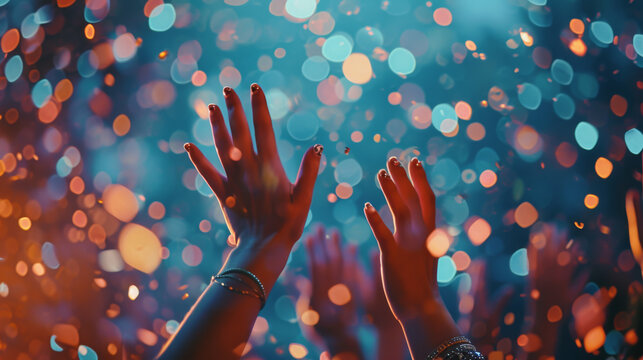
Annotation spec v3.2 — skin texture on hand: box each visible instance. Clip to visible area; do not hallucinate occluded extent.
[363,156,460,360]
[301,226,364,359]
[157,84,321,360]
[520,222,588,359]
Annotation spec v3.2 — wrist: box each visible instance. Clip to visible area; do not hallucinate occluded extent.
[221,237,293,296]
[399,298,461,359]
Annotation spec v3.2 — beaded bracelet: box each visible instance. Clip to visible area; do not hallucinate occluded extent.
[212,277,265,309]
[426,336,479,360]
[439,343,484,360]
[212,268,266,309]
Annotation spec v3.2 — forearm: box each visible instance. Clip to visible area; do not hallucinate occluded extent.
[376,326,407,360]
[157,240,292,360]
[399,298,461,360]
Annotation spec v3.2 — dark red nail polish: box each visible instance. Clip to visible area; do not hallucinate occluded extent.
[314,144,324,155]
[223,87,232,96]
[378,169,388,178]
[184,143,191,152]
[208,104,215,111]
[251,83,260,93]
[365,202,373,209]
[390,157,401,167]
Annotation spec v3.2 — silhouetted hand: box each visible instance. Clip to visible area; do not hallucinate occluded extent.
[363,157,460,359]
[522,222,588,359]
[301,226,363,360]
[462,260,513,353]
[158,84,322,360]
[184,84,322,289]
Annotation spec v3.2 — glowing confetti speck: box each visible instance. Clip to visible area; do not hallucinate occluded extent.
[574,122,599,150]
[633,34,643,57]
[50,335,63,352]
[128,285,140,300]
[285,0,316,19]
[388,47,416,75]
[321,34,353,62]
[517,83,542,110]
[590,21,614,46]
[509,248,529,276]
[5,55,23,83]
[624,128,643,154]
[149,4,176,32]
[550,59,574,85]
[78,345,98,360]
[437,256,456,283]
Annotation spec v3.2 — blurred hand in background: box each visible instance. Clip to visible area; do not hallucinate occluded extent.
[300,225,364,360]
[520,222,589,359]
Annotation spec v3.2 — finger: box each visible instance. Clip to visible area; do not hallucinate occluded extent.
[377,169,410,229]
[326,230,343,278]
[208,104,236,174]
[387,157,421,213]
[314,225,329,266]
[293,145,323,208]
[305,235,316,267]
[250,84,280,164]
[184,143,226,199]
[369,251,384,295]
[409,157,436,230]
[343,243,358,284]
[626,190,643,263]
[364,202,395,254]
[223,87,256,166]
[305,236,322,299]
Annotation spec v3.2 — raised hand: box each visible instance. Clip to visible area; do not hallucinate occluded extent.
[158,84,322,360]
[363,157,460,359]
[301,226,363,360]
[462,261,513,353]
[185,84,322,253]
[522,222,588,359]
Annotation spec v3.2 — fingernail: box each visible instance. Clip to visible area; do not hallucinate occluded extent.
[251,83,260,93]
[365,202,373,210]
[411,157,421,166]
[208,104,216,111]
[378,169,388,178]
[314,144,324,155]
[390,157,401,167]
[183,143,191,152]
[223,87,232,96]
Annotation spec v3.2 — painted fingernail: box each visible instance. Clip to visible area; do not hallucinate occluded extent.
[364,202,373,210]
[314,144,324,155]
[183,143,191,152]
[208,104,216,111]
[378,169,388,178]
[223,87,232,96]
[411,157,421,166]
[390,156,401,167]
[251,83,260,93]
